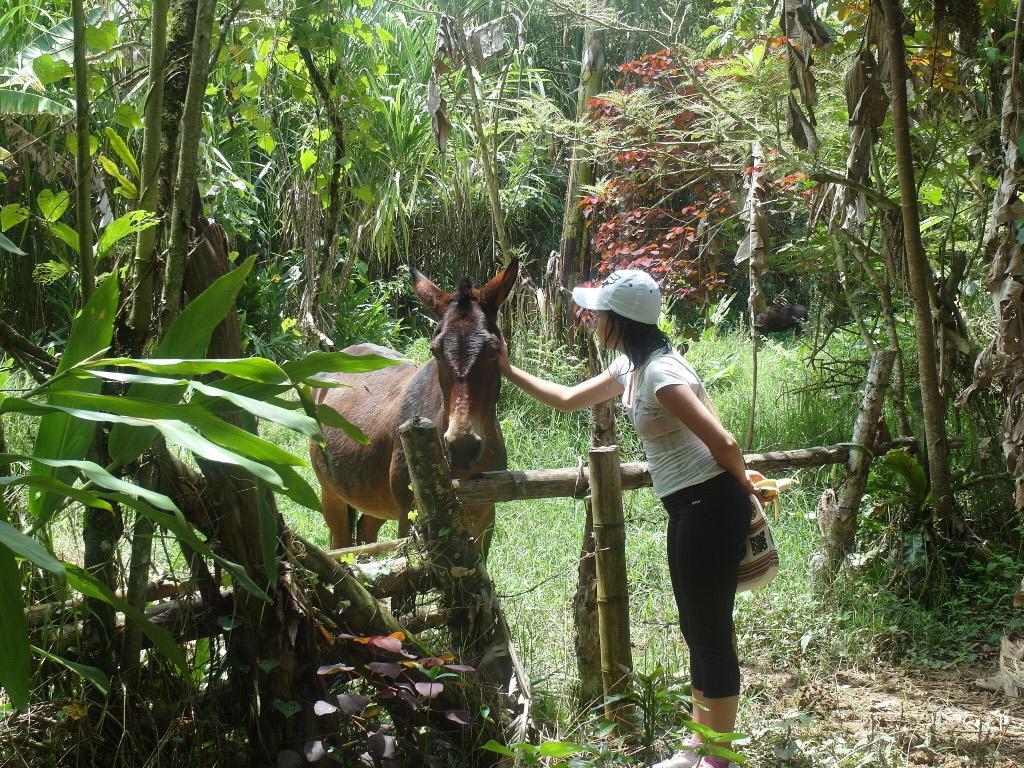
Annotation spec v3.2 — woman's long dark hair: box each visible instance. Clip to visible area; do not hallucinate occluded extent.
[605,310,671,370]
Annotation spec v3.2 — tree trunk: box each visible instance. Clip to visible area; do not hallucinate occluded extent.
[159,0,198,210]
[879,208,912,436]
[129,0,170,348]
[814,349,895,583]
[71,0,94,301]
[297,46,345,349]
[161,0,215,326]
[73,0,122,675]
[122,0,171,676]
[878,0,954,525]
[738,142,768,450]
[175,210,327,760]
[556,15,605,338]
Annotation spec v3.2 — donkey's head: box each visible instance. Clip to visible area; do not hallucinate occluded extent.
[412,259,518,471]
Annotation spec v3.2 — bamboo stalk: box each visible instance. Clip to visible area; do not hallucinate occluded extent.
[129,0,170,345]
[589,445,632,725]
[161,0,216,326]
[326,538,408,560]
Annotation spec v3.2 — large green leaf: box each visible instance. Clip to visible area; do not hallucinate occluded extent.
[103,127,138,177]
[7,8,105,73]
[315,403,368,445]
[0,453,267,602]
[108,257,255,464]
[87,357,289,384]
[57,392,307,467]
[0,203,30,233]
[64,565,186,672]
[269,464,321,512]
[0,89,72,116]
[37,189,70,222]
[96,210,158,258]
[30,275,118,518]
[0,453,176,512]
[47,222,79,253]
[282,350,403,383]
[31,646,109,696]
[71,371,320,438]
[0,514,65,577]
[0,544,29,709]
[0,230,25,255]
[1,475,113,520]
[3,399,286,488]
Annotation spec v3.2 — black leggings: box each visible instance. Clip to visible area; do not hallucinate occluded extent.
[663,471,751,698]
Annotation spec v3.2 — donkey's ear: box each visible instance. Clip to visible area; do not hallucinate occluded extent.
[480,257,519,311]
[412,268,448,316]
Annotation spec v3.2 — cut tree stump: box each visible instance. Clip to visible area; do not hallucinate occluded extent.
[399,416,533,742]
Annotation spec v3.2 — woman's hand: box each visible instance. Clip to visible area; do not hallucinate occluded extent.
[744,469,766,502]
[497,337,511,374]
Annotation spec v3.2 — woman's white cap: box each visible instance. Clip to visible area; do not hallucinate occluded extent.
[572,270,661,324]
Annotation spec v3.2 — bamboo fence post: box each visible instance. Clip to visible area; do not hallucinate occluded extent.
[574,331,614,708]
[589,445,633,724]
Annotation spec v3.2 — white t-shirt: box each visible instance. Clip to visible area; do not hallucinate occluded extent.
[607,350,724,498]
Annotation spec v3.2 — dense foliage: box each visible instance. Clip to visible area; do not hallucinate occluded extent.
[1,0,1023,765]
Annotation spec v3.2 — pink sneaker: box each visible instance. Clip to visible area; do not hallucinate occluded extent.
[697,758,737,768]
[651,739,701,768]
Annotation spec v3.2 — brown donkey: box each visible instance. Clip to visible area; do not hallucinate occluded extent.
[310,260,517,554]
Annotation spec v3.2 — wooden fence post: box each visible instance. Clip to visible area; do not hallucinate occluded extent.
[589,445,633,723]
[398,416,533,740]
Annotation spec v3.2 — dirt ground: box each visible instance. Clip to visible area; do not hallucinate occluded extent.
[742,663,1024,767]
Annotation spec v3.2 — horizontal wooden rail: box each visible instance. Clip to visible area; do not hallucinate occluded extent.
[453,438,955,505]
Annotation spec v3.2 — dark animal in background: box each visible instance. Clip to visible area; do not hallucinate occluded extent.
[754,303,807,333]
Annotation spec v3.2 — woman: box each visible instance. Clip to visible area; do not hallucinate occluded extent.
[498,270,759,768]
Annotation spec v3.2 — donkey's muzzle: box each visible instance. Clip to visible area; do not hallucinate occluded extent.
[446,432,483,470]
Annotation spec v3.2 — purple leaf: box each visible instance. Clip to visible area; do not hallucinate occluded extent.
[417,657,446,667]
[369,636,403,653]
[357,753,374,767]
[313,700,338,716]
[444,709,472,726]
[303,740,327,763]
[444,664,475,673]
[316,662,354,676]
[366,662,402,679]
[367,732,397,759]
[396,687,419,710]
[414,681,444,699]
[336,693,370,715]
[277,750,303,768]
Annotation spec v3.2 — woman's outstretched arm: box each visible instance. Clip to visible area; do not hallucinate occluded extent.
[499,342,623,412]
